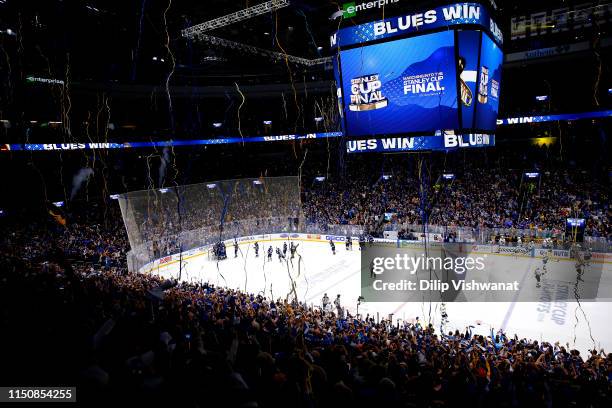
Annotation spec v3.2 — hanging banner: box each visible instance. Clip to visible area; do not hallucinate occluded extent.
[0,132,343,152]
[331,2,503,49]
[346,134,495,153]
[496,110,612,125]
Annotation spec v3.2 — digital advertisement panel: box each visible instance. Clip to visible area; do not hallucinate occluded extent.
[340,31,459,137]
[475,33,503,130]
[331,2,503,48]
[457,30,480,129]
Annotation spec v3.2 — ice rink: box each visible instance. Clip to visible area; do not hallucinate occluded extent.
[149,238,612,354]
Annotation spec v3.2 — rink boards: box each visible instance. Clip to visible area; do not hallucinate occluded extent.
[138,232,612,276]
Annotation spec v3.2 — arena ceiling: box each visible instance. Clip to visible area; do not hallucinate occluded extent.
[2,0,595,86]
[0,0,608,134]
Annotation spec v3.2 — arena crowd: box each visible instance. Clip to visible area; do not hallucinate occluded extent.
[1,243,611,407]
[109,154,610,259]
[0,151,610,407]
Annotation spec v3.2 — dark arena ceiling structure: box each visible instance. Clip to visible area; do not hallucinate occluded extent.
[0,0,610,197]
[0,1,609,131]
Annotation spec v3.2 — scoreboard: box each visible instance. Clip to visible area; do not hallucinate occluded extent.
[332,2,504,142]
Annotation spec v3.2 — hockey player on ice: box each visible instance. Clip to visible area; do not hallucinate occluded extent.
[345,236,351,251]
[322,293,330,315]
[534,267,543,288]
[574,246,590,271]
[334,294,343,318]
[283,242,288,257]
[254,241,259,257]
[497,235,506,253]
[584,247,592,266]
[359,235,366,251]
[527,240,535,254]
[276,247,285,263]
[267,246,273,261]
[329,239,336,255]
[234,239,239,258]
[542,250,550,273]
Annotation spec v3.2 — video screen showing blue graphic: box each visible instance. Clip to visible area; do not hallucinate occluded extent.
[339,31,458,137]
[332,56,345,134]
[457,30,480,129]
[475,33,503,130]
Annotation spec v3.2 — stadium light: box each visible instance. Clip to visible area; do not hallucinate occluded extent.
[382,174,392,180]
[263,120,272,125]
[0,209,4,216]
[52,201,64,207]
[566,218,586,227]
[181,0,290,38]
[159,188,169,193]
[535,95,549,101]
[206,183,217,189]
[314,117,324,122]
[442,173,455,180]
[608,88,612,95]
[212,122,222,128]
[524,172,540,178]
[109,194,120,200]
[253,180,263,185]
[315,176,325,182]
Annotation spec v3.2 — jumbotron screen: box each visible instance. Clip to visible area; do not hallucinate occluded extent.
[336,29,503,136]
[340,31,458,137]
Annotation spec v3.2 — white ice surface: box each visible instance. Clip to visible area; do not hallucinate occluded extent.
[151,239,612,354]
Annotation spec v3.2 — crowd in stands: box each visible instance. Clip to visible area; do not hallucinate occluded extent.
[2,228,611,407]
[117,155,610,262]
[0,147,610,406]
[303,162,610,240]
[127,178,301,248]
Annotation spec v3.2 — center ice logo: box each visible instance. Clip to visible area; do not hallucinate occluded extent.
[349,74,388,111]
